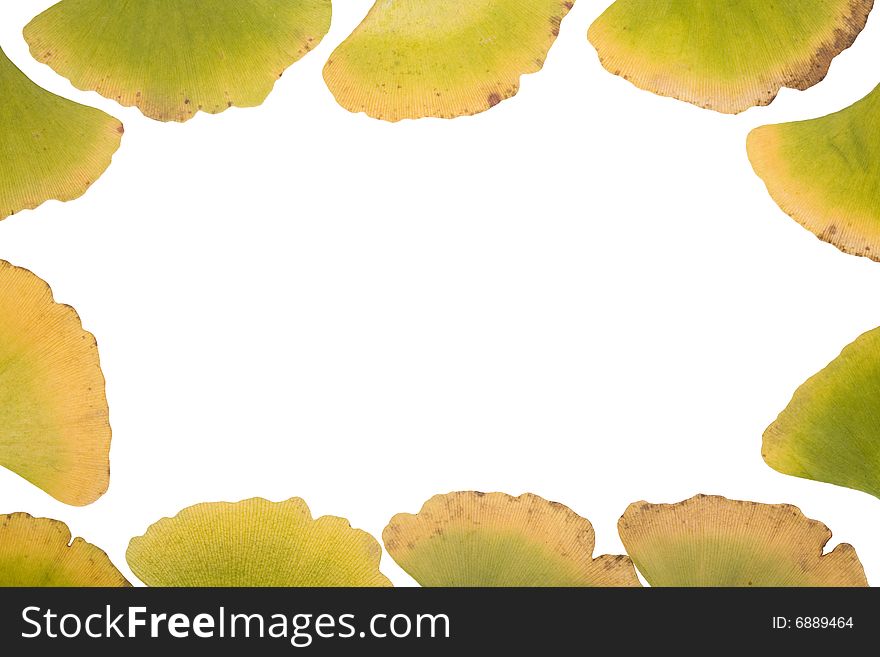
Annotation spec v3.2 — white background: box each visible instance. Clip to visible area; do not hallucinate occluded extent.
[2,0,880,587]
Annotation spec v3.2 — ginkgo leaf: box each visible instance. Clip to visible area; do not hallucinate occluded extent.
[0,261,110,506]
[323,0,575,121]
[764,327,880,498]
[588,0,873,113]
[619,495,867,586]
[126,497,391,586]
[0,513,129,586]
[0,46,121,221]
[749,84,880,260]
[383,491,640,586]
[24,0,333,123]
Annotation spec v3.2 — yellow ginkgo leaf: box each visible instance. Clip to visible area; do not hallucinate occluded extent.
[384,491,640,586]
[24,0,333,123]
[0,261,110,506]
[619,495,867,587]
[0,46,121,221]
[0,513,129,586]
[588,0,873,113]
[324,0,576,121]
[763,326,880,498]
[127,497,391,586]
[749,84,880,260]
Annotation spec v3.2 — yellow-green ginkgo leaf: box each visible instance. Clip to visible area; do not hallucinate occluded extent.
[588,0,873,113]
[0,261,110,506]
[0,46,121,221]
[383,491,640,586]
[619,495,867,586]
[764,327,880,498]
[323,0,576,121]
[24,0,333,123]
[748,85,880,260]
[127,497,392,586]
[0,513,129,586]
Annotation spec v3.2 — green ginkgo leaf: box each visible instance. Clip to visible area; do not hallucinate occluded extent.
[588,0,873,113]
[0,260,111,506]
[0,46,121,221]
[383,491,640,586]
[749,84,880,260]
[127,497,391,586]
[323,0,575,121]
[24,0,333,123]
[619,495,867,586]
[0,513,129,586]
[764,327,880,498]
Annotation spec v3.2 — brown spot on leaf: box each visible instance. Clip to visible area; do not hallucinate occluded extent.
[782,0,873,93]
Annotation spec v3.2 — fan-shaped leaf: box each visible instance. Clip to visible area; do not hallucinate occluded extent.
[589,0,872,113]
[24,0,333,122]
[619,495,867,586]
[0,46,121,220]
[127,497,391,586]
[0,261,110,506]
[764,327,880,498]
[749,84,880,260]
[0,513,129,586]
[324,0,575,121]
[384,491,640,586]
